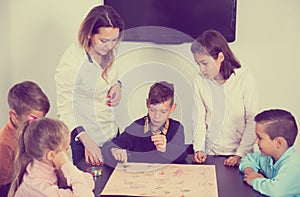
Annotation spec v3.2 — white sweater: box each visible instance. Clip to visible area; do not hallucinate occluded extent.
[55,42,119,146]
[192,69,258,157]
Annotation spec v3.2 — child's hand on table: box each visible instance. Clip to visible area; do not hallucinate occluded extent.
[193,151,207,163]
[243,167,255,175]
[111,148,128,163]
[243,171,264,185]
[224,155,241,167]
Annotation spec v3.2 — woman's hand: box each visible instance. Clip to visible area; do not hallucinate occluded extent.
[79,132,103,165]
[107,81,122,107]
[193,151,207,163]
[84,148,103,165]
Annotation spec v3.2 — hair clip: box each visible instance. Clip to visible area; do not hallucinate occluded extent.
[28,114,38,124]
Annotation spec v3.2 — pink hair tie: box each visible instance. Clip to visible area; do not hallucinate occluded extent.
[28,114,38,124]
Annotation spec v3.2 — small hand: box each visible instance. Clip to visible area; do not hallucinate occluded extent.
[244,167,255,176]
[107,82,121,107]
[111,148,128,163]
[151,134,167,152]
[53,152,69,169]
[224,155,241,167]
[243,171,264,185]
[193,151,207,163]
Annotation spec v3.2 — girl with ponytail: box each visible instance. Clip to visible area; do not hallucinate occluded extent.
[8,117,94,197]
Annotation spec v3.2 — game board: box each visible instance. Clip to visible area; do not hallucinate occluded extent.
[101,162,218,197]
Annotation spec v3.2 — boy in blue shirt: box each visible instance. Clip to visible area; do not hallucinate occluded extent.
[102,81,187,166]
[239,109,300,196]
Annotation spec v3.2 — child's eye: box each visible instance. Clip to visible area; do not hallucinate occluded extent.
[149,108,155,112]
[197,62,207,67]
[100,39,108,43]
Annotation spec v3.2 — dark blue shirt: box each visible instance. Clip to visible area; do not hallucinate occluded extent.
[102,116,188,166]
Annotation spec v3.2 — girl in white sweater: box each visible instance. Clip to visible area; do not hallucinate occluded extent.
[191,30,258,167]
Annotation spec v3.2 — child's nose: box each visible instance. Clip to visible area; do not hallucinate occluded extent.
[154,111,160,118]
[106,41,114,50]
[199,65,206,73]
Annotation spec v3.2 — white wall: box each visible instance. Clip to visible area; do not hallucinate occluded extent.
[0,0,102,124]
[1,0,300,150]
[235,0,300,151]
[0,1,12,121]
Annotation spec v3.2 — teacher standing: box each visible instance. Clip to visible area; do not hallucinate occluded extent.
[55,5,124,166]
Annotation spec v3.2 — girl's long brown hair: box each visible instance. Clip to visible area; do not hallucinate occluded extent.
[191,29,241,80]
[8,118,69,197]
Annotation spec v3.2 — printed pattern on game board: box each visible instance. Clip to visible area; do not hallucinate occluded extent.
[101,163,218,197]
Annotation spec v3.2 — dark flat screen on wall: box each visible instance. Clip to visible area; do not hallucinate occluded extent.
[104,0,237,44]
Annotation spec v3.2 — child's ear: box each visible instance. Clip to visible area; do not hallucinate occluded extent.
[46,150,57,161]
[9,109,17,119]
[217,52,225,63]
[274,137,287,149]
[171,103,177,112]
[9,109,19,127]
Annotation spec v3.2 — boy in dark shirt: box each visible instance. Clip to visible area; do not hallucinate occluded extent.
[102,81,187,166]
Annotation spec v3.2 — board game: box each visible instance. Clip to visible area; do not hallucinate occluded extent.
[101,162,218,197]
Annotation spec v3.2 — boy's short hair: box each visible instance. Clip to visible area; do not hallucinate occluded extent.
[148,81,174,106]
[255,109,298,147]
[8,81,50,115]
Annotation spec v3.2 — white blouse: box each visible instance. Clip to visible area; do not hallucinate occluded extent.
[192,69,258,157]
[55,42,119,146]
